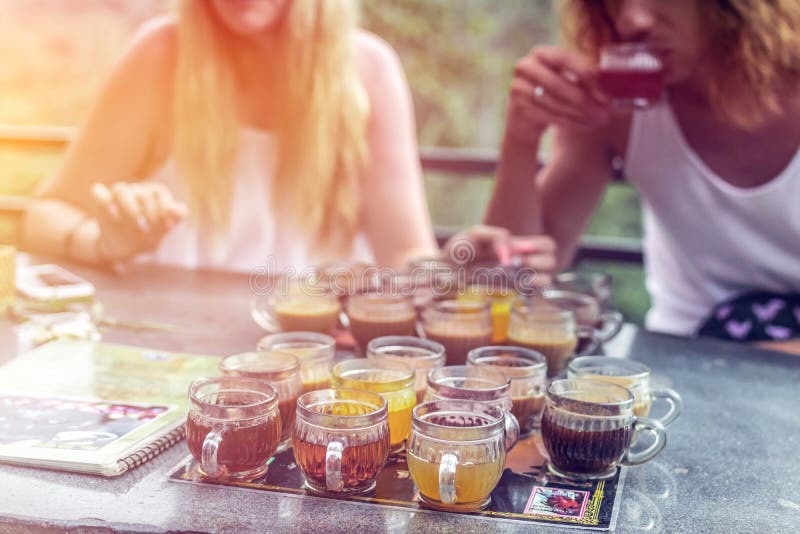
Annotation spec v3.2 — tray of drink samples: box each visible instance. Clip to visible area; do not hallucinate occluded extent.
[168,434,626,530]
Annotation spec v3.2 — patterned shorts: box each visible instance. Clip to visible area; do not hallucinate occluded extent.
[697,292,800,342]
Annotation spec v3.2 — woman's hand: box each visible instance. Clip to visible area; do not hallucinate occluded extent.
[443,225,558,287]
[505,46,610,144]
[90,181,187,262]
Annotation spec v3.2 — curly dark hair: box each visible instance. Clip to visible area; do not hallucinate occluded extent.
[559,0,800,128]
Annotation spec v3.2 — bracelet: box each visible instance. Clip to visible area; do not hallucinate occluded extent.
[63,214,92,260]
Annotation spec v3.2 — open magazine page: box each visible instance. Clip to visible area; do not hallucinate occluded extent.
[0,340,220,474]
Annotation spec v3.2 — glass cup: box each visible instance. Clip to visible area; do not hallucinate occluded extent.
[293,388,390,496]
[425,365,520,452]
[257,332,335,393]
[251,289,341,334]
[554,271,613,310]
[186,377,281,481]
[345,293,417,350]
[407,400,507,512]
[567,356,683,426]
[219,351,302,452]
[542,379,667,480]
[456,284,518,343]
[331,359,417,453]
[421,299,493,365]
[366,336,446,404]
[0,245,15,311]
[467,346,547,437]
[507,298,599,377]
[598,42,664,109]
[542,288,624,342]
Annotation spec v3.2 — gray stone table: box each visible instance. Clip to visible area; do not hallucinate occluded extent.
[1,260,799,533]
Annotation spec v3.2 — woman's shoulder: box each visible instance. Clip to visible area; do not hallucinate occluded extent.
[353,30,406,89]
[123,15,179,80]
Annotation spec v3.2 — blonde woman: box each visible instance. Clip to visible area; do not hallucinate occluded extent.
[22,0,437,271]
[487,1,800,351]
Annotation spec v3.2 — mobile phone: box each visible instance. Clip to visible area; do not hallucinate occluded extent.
[16,264,95,301]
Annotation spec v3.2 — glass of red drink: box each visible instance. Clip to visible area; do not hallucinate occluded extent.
[186,377,281,481]
[598,43,664,109]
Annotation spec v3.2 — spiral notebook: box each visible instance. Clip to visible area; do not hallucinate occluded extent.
[0,340,220,476]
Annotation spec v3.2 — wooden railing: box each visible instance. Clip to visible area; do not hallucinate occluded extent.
[0,124,643,264]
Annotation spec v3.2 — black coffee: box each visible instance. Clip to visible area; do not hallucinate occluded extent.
[541,407,632,474]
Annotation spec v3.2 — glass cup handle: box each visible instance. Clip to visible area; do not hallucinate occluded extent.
[438,452,458,504]
[597,311,624,342]
[651,388,683,427]
[623,417,667,467]
[201,424,225,478]
[325,441,344,492]
[577,326,602,355]
[503,411,521,452]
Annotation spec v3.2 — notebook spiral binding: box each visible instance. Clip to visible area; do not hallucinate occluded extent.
[116,425,186,473]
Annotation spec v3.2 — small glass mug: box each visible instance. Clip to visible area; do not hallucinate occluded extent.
[425,365,520,452]
[251,290,341,334]
[507,298,599,377]
[366,336,446,404]
[407,400,507,512]
[331,359,417,453]
[258,332,335,393]
[186,377,282,481]
[467,346,547,437]
[219,351,302,452]
[345,293,417,350]
[456,284,518,343]
[542,379,667,480]
[293,388,390,496]
[421,299,493,365]
[567,356,683,426]
[542,288,624,342]
[554,271,613,310]
[598,42,664,109]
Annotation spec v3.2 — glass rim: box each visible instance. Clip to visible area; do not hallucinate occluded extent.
[512,297,575,321]
[366,336,446,362]
[427,365,511,399]
[466,346,547,374]
[257,331,336,361]
[555,271,612,286]
[541,288,599,308]
[547,378,634,413]
[296,388,388,426]
[425,298,491,315]
[332,359,415,390]
[412,399,505,439]
[189,376,279,411]
[567,356,650,379]
[347,292,415,311]
[219,350,300,378]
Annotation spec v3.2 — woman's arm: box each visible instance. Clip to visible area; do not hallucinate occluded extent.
[21,19,180,263]
[355,31,438,269]
[485,47,614,270]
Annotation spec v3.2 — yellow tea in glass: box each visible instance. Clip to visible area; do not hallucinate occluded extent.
[366,336,445,403]
[457,284,517,343]
[331,359,416,453]
[258,332,335,393]
[407,400,507,511]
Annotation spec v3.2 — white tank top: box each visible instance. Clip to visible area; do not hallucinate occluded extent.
[625,100,800,336]
[145,128,374,273]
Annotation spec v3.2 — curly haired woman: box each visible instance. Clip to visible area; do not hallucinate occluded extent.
[487,0,800,351]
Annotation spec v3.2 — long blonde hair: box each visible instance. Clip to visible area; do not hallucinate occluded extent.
[174,0,368,254]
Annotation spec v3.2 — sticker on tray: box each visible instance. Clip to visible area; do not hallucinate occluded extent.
[524,486,590,519]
